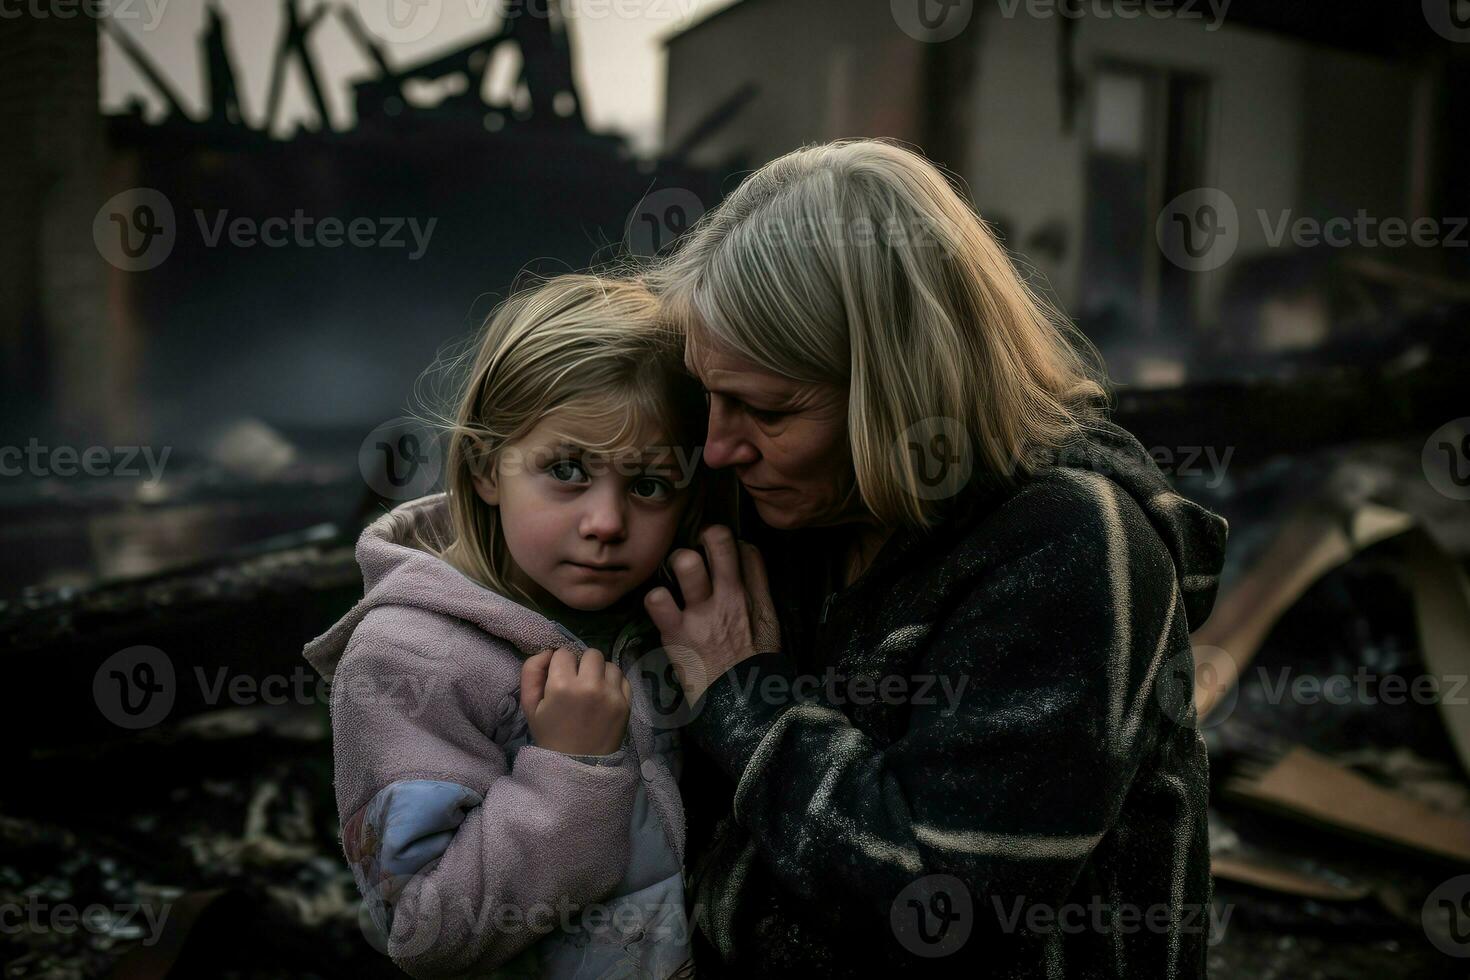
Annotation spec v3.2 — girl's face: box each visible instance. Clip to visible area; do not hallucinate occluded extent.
[472,409,693,612]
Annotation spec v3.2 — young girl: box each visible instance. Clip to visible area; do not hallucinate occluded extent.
[304,275,706,979]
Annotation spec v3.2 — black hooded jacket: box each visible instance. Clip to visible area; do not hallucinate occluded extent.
[678,419,1229,978]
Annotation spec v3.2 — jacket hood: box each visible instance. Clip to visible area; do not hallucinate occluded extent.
[1056,419,1229,630]
[303,493,578,678]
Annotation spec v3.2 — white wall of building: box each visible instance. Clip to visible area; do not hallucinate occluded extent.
[966,9,1416,326]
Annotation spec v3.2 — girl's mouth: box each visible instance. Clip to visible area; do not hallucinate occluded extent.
[565,561,627,573]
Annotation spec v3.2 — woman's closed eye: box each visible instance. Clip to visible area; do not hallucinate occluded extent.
[710,390,787,425]
[746,406,789,425]
[730,393,790,424]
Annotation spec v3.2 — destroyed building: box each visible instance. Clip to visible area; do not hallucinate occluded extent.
[3,1,1470,977]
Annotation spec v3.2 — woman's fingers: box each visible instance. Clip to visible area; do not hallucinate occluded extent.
[644,585,682,636]
[520,649,553,715]
[738,540,771,600]
[643,528,768,704]
[671,548,712,606]
[700,525,743,594]
[664,645,710,704]
[740,542,782,653]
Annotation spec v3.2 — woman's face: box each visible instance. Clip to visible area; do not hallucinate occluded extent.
[684,333,856,530]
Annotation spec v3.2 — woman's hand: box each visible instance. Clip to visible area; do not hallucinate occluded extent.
[644,525,781,705]
[520,647,632,756]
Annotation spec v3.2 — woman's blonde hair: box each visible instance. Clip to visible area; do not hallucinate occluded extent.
[415,274,708,604]
[651,138,1109,530]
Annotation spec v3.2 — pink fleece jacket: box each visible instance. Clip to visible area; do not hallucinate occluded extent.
[303,494,692,978]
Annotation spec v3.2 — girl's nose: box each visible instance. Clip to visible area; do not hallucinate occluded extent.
[579,485,628,542]
[704,399,760,469]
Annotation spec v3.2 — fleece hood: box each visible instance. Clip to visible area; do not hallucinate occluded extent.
[1054,418,1230,630]
[303,494,578,679]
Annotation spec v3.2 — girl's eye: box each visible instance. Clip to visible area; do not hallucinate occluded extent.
[631,476,673,501]
[548,459,588,483]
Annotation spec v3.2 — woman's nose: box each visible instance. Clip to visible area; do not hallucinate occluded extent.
[579,485,628,541]
[704,400,759,469]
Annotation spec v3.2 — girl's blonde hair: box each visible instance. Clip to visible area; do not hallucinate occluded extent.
[417,274,708,604]
[650,138,1109,530]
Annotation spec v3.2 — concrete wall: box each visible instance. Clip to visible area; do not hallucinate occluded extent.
[663,0,924,170]
[965,9,1418,324]
[0,13,112,442]
[663,2,1422,337]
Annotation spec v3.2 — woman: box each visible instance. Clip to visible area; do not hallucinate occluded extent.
[641,140,1228,978]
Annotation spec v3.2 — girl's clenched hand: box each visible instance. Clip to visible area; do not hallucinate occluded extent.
[520,646,632,756]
